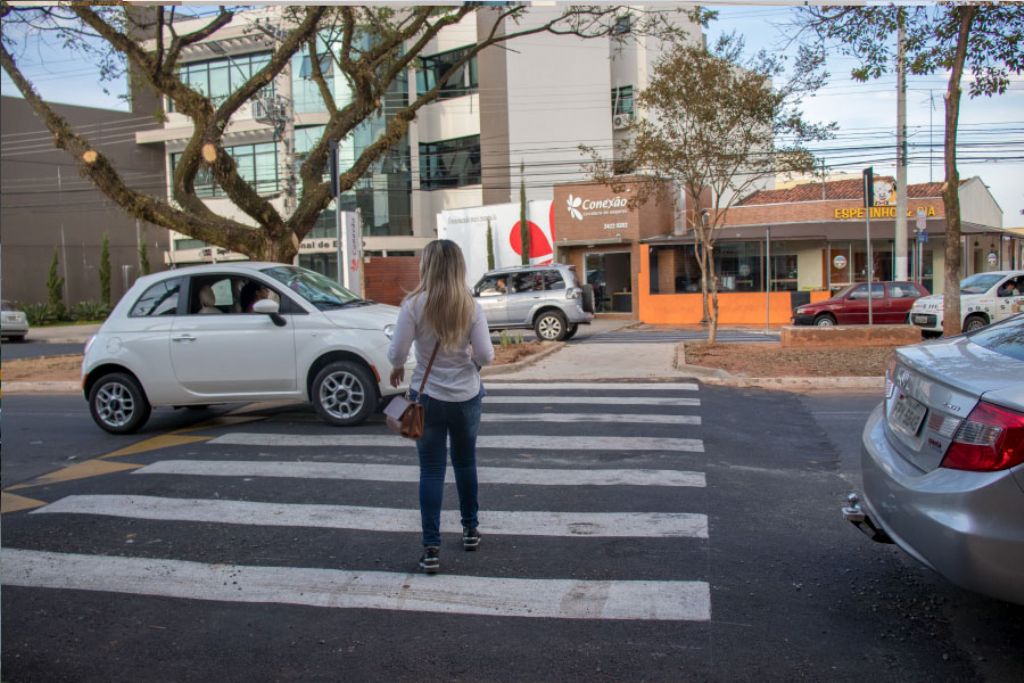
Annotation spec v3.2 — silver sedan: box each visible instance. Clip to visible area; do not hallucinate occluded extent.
[845,314,1024,605]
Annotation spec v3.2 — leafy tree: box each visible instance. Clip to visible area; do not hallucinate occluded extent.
[519,160,529,266]
[138,237,151,276]
[585,25,833,342]
[99,232,111,306]
[486,219,495,271]
[1,5,684,264]
[46,248,65,319]
[798,4,1024,336]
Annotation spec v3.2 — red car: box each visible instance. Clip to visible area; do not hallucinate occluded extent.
[792,281,930,326]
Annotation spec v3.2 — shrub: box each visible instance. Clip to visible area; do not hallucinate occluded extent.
[70,300,111,322]
[21,302,61,326]
[46,249,66,320]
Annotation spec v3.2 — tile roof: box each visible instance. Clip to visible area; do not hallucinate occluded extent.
[739,177,949,206]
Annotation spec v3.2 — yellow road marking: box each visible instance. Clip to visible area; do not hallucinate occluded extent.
[102,433,212,459]
[1,492,47,514]
[6,460,142,490]
[172,415,267,434]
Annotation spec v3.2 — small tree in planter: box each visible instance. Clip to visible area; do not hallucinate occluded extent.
[46,248,66,320]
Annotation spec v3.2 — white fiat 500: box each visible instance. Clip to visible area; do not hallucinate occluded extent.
[82,263,415,434]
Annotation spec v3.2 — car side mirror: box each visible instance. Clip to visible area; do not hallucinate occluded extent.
[253,298,286,327]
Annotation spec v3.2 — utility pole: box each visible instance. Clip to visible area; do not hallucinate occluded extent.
[894,8,909,281]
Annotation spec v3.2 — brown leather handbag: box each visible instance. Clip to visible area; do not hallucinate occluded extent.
[384,343,439,440]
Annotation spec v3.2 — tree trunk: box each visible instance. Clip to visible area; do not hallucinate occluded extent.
[941,6,976,337]
[706,238,719,344]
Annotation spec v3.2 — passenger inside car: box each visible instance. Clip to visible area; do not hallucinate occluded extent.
[997,277,1021,297]
[196,285,221,314]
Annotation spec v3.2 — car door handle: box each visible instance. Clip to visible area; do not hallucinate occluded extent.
[172,334,197,343]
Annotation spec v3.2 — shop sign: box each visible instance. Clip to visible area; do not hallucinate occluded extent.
[566,192,630,229]
[833,254,848,270]
[834,205,938,220]
[299,238,339,252]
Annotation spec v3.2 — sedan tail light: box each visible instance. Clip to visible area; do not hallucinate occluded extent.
[940,401,1024,472]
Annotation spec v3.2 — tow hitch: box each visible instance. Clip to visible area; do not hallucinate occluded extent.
[842,493,893,544]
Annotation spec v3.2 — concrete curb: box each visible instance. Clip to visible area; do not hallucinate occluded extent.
[480,342,566,377]
[2,380,81,395]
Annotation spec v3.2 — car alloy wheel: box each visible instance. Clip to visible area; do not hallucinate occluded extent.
[89,372,151,434]
[814,314,836,327]
[312,360,375,426]
[535,311,567,341]
[963,314,988,333]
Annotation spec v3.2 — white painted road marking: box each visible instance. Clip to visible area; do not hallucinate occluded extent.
[485,382,698,392]
[209,433,705,453]
[1,549,711,621]
[484,396,700,407]
[34,495,709,538]
[481,412,699,425]
[135,460,707,488]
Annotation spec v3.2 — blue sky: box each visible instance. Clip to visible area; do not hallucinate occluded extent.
[2,3,1021,225]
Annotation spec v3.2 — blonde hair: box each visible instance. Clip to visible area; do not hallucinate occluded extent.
[406,239,475,351]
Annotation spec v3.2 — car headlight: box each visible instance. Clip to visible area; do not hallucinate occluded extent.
[795,307,807,315]
[383,323,395,340]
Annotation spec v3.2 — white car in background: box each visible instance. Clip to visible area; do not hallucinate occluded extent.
[1,300,29,341]
[909,270,1024,337]
[82,263,415,434]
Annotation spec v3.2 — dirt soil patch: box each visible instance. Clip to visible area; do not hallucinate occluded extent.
[493,341,547,365]
[3,344,551,384]
[2,354,83,382]
[684,342,897,377]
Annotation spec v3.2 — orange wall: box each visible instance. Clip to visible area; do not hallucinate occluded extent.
[638,247,806,325]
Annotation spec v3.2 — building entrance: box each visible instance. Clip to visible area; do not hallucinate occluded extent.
[586,251,632,313]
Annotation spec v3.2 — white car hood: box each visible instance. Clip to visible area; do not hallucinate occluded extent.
[322,302,400,331]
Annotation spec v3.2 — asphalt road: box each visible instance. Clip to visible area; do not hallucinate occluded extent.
[2,386,1021,682]
[1,341,85,361]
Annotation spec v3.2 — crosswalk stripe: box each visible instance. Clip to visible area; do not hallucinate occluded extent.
[135,460,707,488]
[34,495,709,538]
[484,396,700,406]
[1,549,711,621]
[485,382,698,392]
[209,433,705,452]
[481,412,699,425]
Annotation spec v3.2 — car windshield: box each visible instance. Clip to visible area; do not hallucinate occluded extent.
[261,266,365,310]
[959,273,1004,294]
[966,315,1024,362]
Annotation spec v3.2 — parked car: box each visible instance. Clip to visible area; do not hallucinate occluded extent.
[1,300,29,341]
[81,263,415,434]
[792,281,930,327]
[843,314,1024,605]
[909,270,1024,337]
[473,263,594,341]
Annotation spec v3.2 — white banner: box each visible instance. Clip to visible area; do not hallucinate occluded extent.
[437,201,555,286]
[341,211,363,297]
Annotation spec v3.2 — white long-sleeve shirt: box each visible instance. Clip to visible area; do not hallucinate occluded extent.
[386,293,495,402]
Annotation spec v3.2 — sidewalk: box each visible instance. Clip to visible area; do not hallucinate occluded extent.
[22,323,100,344]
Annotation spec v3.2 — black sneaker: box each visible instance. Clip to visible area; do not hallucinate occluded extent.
[462,526,481,551]
[419,546,440,574]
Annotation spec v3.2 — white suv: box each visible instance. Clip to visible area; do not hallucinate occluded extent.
[910,270,1024,337]
[82,263,415,434]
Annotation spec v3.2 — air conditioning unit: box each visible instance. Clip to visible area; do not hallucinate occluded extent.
[612,113,631,130]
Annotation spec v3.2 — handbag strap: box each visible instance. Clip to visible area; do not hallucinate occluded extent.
[417,342,440,395]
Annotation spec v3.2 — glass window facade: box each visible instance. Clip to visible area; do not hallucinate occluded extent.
[170,142,279,198]
[650,242,800,294]
[170,52,273,112]
[292,41,336,114]
[612,86,634,117]
[416,47,478,99]
[419,135,481,190]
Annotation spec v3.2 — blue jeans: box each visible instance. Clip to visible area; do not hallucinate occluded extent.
[410,388,483,547]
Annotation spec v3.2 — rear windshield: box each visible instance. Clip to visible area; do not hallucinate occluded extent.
[967,315,1024,362]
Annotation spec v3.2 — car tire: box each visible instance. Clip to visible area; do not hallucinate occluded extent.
[814,314,837,327]
[962,314,988,333]
[581,285,596,314]
[312,360,376,427]
[535,310,568,341]
[88,372,151,434]
[564,324,579,340]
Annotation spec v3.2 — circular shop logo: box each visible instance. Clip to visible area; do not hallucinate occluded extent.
[833,255,848,270]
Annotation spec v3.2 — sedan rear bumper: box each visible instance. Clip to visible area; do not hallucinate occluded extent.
[859,404,1024,605]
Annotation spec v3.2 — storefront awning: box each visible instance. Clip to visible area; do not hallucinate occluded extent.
[555,237,628,248]
[640,220,1000,244]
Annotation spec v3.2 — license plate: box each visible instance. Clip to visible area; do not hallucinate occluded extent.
[890,394,927,436]
[912,314,930,324]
